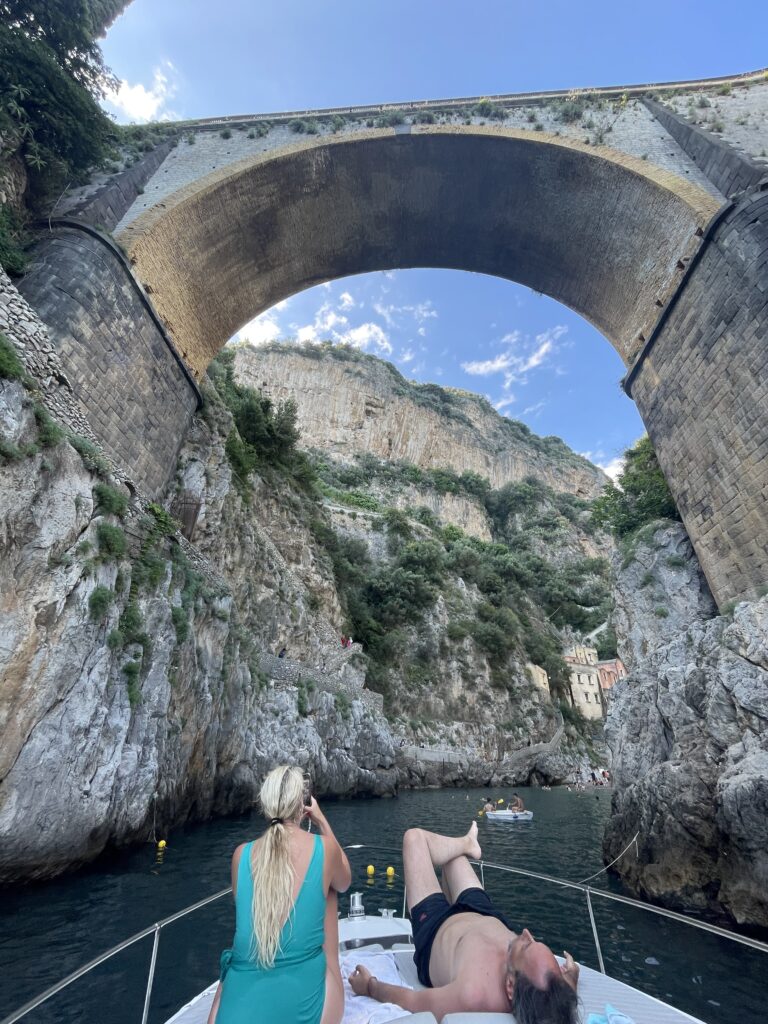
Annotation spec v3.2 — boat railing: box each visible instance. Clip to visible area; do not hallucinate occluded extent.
[3,853,768,1024]
[0,886,233,1024]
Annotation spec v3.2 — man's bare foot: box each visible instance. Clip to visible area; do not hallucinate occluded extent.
[466,820,482,861]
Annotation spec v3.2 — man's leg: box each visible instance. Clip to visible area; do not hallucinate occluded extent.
[441,852,484,904]
[402,822,481,913]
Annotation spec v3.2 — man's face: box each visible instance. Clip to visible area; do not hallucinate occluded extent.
[504,929,567,997]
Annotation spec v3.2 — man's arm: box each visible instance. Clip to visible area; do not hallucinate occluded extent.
[349,965,472,1018]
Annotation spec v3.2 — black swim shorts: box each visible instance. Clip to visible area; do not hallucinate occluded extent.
[410,886,515,987]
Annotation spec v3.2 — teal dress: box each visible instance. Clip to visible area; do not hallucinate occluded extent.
[216,835,326,1024]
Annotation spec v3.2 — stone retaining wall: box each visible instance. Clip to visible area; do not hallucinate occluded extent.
[259,652,384,713]
[0,266,105,453]
[18,225,199,496]
[643,97,766,198]
[59,137,178,233]
[632,188,768,605]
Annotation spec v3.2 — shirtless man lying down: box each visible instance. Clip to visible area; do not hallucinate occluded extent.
[348,822,579,1022]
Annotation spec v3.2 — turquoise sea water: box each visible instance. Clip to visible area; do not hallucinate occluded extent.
[0,786,765,1024]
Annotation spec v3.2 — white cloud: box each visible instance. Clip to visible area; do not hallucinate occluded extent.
[494,395,517,411]
[581,449,625,483]
[239,309,282,346]
[518,338,553,373]
[600,457,625,482]
[337,322,392,354]
[399,348,416,364]
[315,302,349,333]
[522,401,546,417]
[499,330,521,346]
[462,352,516,375]
[104,61,179,123]
[463,325,567,391]
[411,302,437,323]
[373,301,397,327]
[296,324,319,344]
[373,299,437,329]
[338,291,356,310]
[417,326,427,337]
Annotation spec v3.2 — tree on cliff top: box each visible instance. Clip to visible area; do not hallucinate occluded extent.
[1,1,117,95]
[0,2,117,212]
[591,435,680,537]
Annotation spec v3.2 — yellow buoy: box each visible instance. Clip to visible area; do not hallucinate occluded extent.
[478,810,484,816]
[157,839,167,849]
[366,864,375,876]
[386,866,395,878]
[497,799,504,805]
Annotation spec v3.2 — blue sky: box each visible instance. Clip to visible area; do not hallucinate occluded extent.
[100,0,767,477]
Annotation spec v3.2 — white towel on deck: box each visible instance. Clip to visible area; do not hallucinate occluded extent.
[340,951,412,1024]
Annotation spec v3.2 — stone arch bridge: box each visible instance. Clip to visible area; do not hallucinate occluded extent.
[12,70,768,608]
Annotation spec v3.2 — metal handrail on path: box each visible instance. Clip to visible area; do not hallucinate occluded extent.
[3,856,768,1024]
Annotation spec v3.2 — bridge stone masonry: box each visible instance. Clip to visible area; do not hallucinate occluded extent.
[11,69,768,608]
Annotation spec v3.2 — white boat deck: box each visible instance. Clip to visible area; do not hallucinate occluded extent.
[165,915,707,1024]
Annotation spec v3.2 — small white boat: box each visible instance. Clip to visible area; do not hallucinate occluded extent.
[485,809,533,822]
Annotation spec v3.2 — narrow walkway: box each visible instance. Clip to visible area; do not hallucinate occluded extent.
[400,721,564,770]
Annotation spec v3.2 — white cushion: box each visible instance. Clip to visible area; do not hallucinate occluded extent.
[379,1015,438,1024]
[443,1015,515,1023]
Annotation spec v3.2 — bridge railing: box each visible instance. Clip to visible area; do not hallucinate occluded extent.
[177,68,768,131]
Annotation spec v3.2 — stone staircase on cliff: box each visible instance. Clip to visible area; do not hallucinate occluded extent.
[399,721,564,774]
[258,645,384,714]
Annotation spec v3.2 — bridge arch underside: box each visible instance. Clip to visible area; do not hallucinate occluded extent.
[120,129,718,376]
[111,130,767,607]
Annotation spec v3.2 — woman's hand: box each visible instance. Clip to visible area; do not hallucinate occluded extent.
[304,796,324,826]
[348,963,373,997]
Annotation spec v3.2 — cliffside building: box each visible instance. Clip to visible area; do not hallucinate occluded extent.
[597,658,627,702]
[564,645,604,721]
[526,662,550,695]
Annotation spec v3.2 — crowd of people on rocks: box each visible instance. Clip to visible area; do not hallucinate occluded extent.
[207,764,581,1024]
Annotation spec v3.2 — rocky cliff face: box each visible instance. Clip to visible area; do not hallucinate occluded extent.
[0,375,396,883]
[0,332,609,882]
[604,521,768,926]
[234,343,607,499]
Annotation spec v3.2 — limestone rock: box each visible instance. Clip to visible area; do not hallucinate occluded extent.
[604,521,768,925]
[234,344,607,499]
[0,381,396,882]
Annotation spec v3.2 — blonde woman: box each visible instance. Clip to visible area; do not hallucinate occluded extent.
[207,766,351,1024]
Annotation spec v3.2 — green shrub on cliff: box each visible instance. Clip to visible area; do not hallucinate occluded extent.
[96,522,126,560]
[591,436,680,537]
[210,349,309,494]
[0,333,26,380]
[93,482,127,517]
[88,584,113,620]
[0,207,29,276]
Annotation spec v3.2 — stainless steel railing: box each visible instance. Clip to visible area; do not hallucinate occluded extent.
[3,853,768,1024]
[0,887,232,1024]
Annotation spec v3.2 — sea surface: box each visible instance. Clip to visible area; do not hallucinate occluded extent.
[0,786,765,1024]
